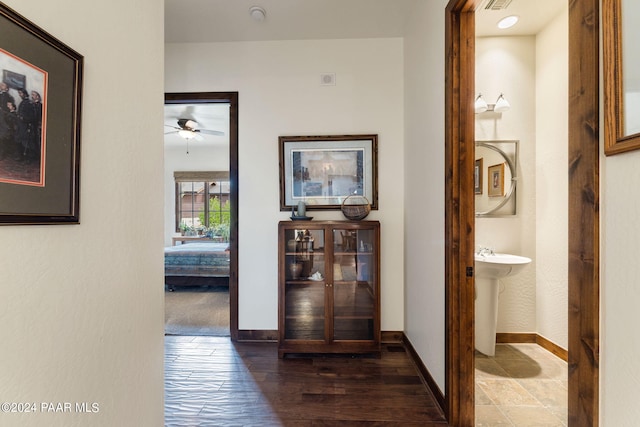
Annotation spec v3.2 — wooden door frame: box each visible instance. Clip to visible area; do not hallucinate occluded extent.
[165,92,240,341]
[444,1,600,425]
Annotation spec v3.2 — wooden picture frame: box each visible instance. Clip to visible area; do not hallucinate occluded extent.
[0,4,83,224]
[603,0,640,155]
[279,134,378,210]
[474,158,483,194]
[488,163,504,197]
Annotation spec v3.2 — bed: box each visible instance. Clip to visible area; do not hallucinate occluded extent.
[164,242,230,289]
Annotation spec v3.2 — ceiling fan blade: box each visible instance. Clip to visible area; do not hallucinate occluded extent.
[198,129,225,136]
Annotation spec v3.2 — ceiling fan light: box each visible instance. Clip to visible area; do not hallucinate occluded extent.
[178,129,196,140]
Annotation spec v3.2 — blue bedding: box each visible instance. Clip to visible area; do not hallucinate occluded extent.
[164,242,230,277]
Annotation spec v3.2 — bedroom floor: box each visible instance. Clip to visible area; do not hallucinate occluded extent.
[164,285,230,336]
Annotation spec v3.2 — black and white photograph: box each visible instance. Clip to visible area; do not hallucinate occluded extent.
[0,4,83,224]
[0,48,47,186]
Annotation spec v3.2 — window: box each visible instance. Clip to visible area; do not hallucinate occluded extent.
[175,171,230,242]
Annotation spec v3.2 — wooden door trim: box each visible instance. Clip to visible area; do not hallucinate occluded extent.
[165,92,240,341]
[444,1,478,425]
[444,0,600,425]
[567,0,600,424]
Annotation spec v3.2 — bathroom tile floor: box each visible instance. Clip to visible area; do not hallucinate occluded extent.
[475,344,568,426]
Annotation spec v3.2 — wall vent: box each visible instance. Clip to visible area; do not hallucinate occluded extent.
[320,73,336,86]
[483,0,512,10]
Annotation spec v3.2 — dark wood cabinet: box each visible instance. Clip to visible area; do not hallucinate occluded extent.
[278,220,380,358]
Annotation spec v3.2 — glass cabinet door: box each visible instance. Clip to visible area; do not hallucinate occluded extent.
[332,227,376,341]
[283,227,326,340]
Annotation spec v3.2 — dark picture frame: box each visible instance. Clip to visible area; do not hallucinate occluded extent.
[0,4,83,224]
[279,134,378,210]
[474,158,483,194]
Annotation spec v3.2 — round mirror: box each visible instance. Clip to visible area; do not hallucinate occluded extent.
[475,140,518,217]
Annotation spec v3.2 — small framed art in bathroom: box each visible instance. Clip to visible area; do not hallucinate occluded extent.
[474,158,483,194]
[488,163,505,197]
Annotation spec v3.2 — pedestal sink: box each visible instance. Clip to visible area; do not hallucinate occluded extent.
[475,253,531,356]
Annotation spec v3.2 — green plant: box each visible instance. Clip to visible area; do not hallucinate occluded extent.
[179,221,194,234]
[196,197,231,241]
[211,223,230,241]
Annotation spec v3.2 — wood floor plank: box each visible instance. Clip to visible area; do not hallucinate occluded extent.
[165,336,447,425]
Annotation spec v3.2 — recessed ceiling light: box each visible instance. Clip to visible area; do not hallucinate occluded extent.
[497,15,519,30]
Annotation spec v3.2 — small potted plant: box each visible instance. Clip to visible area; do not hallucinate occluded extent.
[179,222,189,236]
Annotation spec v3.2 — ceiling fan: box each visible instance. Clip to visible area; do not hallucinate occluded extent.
[164,118,225,140]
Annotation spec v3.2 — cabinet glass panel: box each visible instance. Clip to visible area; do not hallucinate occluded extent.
[332,228,375,341]
[283,227,326,340]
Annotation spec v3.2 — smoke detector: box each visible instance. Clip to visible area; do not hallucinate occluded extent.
[249,6,266,22]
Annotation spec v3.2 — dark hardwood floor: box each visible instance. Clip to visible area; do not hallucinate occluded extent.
[165,336,447,426]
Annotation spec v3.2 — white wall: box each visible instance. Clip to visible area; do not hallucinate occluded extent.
[475,36,537,333]
[601,1,640,419]
[0,1,165,426]
[602,150,640,424]
[403,0,448,391]
[165,38,405,331]
[535,8,568,350]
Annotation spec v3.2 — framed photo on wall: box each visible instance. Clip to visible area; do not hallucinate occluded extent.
[488,163,505,197]
[474,158,483,194]
[0,4,83,224]
[279,134,378,210]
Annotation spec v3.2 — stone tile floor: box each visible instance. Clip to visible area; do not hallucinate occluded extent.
[475,344,568,426]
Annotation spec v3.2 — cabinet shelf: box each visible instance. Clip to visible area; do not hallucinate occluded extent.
[285,280,325,285]
[279,220,380,357]
[333,251,374,256]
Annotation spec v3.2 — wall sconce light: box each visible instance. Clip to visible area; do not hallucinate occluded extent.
[493,93,510,112]
[475,93,510,113]
[475,93,488,114]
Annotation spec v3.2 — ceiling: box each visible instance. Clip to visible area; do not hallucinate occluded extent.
[165,0,565,44]
[165,0,414,44]
[164,0,565,147]
[475,0,566,37]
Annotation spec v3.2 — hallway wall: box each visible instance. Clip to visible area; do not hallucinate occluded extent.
[403,0,449,391]
[0,1,165,426]
[165,37,406,332]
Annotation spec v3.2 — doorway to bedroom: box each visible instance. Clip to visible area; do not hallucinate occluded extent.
[163,92,239,339]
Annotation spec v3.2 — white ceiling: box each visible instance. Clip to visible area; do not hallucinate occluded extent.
[475,0,566,37]
[165,0,414,44]
[164,0,564,147]
[165,0,565,44]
